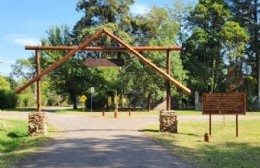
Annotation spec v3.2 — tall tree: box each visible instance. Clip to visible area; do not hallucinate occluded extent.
[11,58,37,107]
[72,0,137,109]
[0,75,11,90]
[41,25,88,109]
[120,6,188,110]
[11,58,35,80]
[182,0,248,93]
[167,0,194,45]
[73,0,134,45]
[226,0,260,108]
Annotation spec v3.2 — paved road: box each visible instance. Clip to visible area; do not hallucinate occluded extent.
[1,112,193,168]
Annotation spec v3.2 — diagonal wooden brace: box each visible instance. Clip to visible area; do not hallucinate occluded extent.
[103,29,191,95]
[16,29,104,94]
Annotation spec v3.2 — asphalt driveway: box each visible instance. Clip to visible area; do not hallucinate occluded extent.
[1,112,192,168]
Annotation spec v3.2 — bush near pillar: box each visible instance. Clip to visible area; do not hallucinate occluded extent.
[159,111,178,133]
[28,112,48,136]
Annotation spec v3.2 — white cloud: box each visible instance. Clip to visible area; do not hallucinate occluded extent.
[14,37,39,46]
[3,34,39,46]
[130,3,150,15]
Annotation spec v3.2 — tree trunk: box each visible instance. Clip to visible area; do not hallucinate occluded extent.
[70,94,77,109]
[147,92,152,111]
[252,0,260,110]
[254,0,260,98]
[115,104,118,112]
[213,59,218,92]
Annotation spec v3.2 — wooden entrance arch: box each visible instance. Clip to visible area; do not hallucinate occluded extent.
[17,29,191,112]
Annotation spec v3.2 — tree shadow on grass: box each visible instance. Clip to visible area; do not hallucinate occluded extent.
[139,129,199,137]
[7,132,27,139]
[177,132,200,137]
[138,129,159,133]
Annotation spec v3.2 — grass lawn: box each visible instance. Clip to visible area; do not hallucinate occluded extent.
[145,119,260,168]
[0,118,53,168]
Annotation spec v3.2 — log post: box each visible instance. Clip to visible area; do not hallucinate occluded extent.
[36,49,41,112]
[166,50,171,110]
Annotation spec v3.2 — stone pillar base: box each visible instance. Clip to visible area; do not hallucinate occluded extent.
[28,112,48,136]
[159,111,177,133]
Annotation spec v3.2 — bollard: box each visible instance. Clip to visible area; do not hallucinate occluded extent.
[204,133,209,142]
[128,110,131,117]
[114,111,117,118]
[102,110,105,116]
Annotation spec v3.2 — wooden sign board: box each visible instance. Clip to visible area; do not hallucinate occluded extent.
[85,58,124,67]
[202,93,246,115]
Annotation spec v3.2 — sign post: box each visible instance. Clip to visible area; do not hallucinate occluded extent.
[209,114,212,135]
[236,114,238,137]
[202,92,246,137]
[80,95,87,112]
[90,87,94,112]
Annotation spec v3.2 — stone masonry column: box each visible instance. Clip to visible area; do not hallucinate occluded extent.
[195,91,202,111]
[28,112,48,136]
[159,110,177,133]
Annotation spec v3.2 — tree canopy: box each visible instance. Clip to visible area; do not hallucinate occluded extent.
[182,0,248,93]
[11,0,258,110]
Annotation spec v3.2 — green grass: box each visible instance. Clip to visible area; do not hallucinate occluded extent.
[246,111,260,116]
[0,119,54,168]
[145,119,260,168]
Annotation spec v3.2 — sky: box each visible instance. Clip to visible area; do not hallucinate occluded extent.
[0,0,174,76]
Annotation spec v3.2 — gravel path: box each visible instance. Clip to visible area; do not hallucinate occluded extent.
[1,112,192,168]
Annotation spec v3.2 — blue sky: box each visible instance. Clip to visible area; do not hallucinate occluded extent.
[0,0,174,76]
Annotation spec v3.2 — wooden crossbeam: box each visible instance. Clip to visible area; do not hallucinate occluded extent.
[25,46,181,51]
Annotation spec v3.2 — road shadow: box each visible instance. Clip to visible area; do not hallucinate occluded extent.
[13,134,192,168]
[52,128,140,133]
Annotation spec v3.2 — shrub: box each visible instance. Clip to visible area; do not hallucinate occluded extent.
[0,89,18,109]
[17,93,35,108]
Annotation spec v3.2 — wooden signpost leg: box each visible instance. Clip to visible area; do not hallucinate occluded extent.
[209,114,212,136]
[236,114,238,137]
